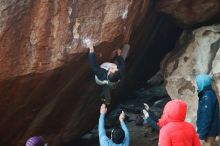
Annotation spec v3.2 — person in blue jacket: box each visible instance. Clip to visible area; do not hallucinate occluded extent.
[196,74,220,146]
[99,104,129,146]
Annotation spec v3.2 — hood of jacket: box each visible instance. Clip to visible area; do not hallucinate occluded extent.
[196,74,212,93]
[158,99,187,128]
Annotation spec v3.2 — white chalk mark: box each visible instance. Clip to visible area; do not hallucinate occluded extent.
[122,9,128,19]
[82,36,99,48]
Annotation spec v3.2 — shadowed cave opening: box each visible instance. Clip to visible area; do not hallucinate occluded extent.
[121,14,183,93]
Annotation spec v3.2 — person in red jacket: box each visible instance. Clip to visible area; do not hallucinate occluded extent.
[158,99,200,146]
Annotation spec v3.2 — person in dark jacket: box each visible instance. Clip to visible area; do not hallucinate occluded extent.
[196,74,220,146]
[87,41,126,85]
[87,40,129,104]
[143,103,160,131]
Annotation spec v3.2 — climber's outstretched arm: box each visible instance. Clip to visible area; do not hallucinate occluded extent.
[87,41,107,81]
[87,40,101,73]
[88,52,101,74]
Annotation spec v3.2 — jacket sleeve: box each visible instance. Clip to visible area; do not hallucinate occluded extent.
[197,95,214,140]
[120,121,129,145]
[88,52,101,73]
[143,117,160,131]
[193,128,201,146]
[98,114,109,146]
[88,52,106,80]
[159,129,171,146]
[148,110,159,122]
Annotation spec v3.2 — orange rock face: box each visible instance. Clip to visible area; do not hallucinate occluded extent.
[156,0,220,27]
[0,0,151,145]
[0,0,139,79]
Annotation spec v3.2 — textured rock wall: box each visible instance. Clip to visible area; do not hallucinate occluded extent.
[0,0,140,80]
[0,0,151,145]
[156,0,220,27]
[162,25,220,123]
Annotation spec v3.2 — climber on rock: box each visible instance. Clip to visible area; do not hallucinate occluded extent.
[86,40,130,104]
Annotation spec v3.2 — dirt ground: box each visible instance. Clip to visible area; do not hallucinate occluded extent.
[125,112,158,146]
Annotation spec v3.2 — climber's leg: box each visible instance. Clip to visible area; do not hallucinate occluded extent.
[121,43,130,60]
[101,85,111,105]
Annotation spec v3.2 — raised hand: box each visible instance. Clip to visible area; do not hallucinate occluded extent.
[143,109,149,119]
[85,39,94,52]
[119,111,125,122]
[100,104,107,115]
[144,103,150,111]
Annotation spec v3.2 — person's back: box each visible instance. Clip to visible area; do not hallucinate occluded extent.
[160,121,200,146]
[99,135,128,146]
[159,99,200,146]
[197,89,219,137]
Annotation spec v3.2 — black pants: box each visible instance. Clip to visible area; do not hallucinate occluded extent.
[101,85,111,104]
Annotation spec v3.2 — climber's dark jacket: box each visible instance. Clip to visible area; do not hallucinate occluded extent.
[88,52,125,82]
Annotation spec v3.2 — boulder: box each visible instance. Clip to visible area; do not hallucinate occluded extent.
[156,0,220,27]
[162,24,220,123]
[0,0,151,145]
